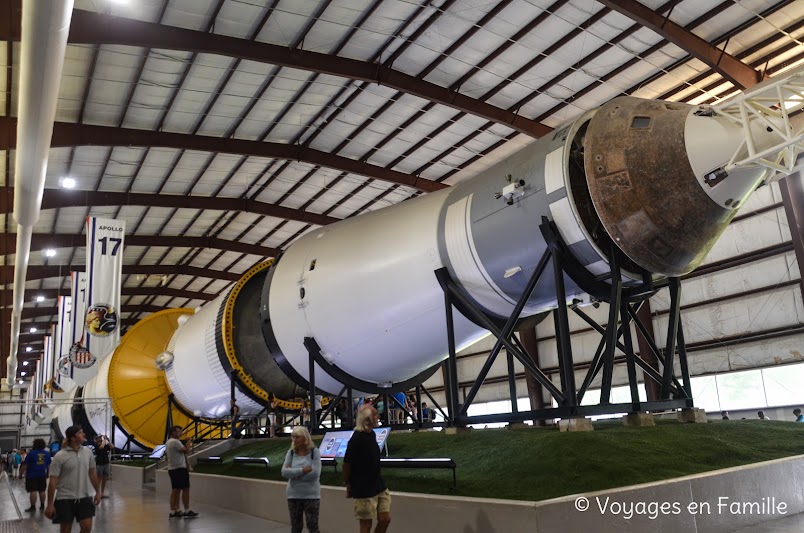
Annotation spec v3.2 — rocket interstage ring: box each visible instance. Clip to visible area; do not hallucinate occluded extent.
[220,259,306,410]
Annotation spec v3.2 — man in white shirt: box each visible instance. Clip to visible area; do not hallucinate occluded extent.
[45,425,101,532]
[165,425,198,519]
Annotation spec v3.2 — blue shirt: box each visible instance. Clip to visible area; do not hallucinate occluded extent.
[24,449,51,479]
[281,448,321,500]
[797,415,804,422]
[392,392,407,410]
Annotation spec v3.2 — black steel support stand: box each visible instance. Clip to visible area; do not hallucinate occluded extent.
[415,386,423,425]
[444,293,459,424]
[551,249,577,410]
[432,219,694,427]
[346,387,354,429]
[309,345,317,432]
[506,349,518,414]
[165,395,176,443]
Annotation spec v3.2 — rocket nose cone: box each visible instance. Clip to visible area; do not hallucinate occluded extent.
[582,97,745,277]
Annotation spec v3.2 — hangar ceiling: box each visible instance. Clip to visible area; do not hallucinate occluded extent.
[1,0,803,378]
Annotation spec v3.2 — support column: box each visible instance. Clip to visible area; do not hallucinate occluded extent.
[308,347,317,432]
[444,292,461,424]
[519,327,546,427]
[779,173,804,299]
[635,302,662,402]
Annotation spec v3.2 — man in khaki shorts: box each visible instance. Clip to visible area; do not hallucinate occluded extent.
[343,405,391,533]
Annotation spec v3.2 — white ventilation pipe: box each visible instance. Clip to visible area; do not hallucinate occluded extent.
[6,0,74,386]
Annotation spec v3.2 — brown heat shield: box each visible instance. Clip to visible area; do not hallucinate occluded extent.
[583,96,736,277]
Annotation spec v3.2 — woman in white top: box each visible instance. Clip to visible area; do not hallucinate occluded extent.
[281,426,321,533]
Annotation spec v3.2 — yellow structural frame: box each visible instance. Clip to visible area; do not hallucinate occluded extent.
[108,308,195,449]
[220,260,327,412]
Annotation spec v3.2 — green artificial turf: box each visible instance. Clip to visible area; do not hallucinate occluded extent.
[191,419,804,502]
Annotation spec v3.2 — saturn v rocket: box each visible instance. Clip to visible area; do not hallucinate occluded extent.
[51,72,803,449]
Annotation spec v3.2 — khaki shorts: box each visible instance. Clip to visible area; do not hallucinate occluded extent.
[354,489,391,520]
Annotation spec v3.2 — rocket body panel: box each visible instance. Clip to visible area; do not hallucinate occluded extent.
[81,352,113,439]
[52,388,77,441]
[167,295,262,417]
[438,115,601,319]
[262,110,630,392]
[684,112,777,210]
[266,189,487,392]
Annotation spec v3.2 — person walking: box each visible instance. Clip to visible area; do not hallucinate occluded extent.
[11,449,22,479]
[343,405,391,533]
[230,398,241,439]
[93,436,111,499]
[44,425,101,532]
[22,438,51,512]
[165,425,198,519]
[268,397,279,438]
[281,426,321,533]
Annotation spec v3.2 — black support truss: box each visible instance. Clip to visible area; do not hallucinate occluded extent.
[435,219,694,426]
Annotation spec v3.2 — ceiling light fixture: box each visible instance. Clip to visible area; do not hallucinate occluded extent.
[45,248,56,257]
[29,327,36,333]
[61,177,76,189]
[36,295,45,302]
[25,346,32,352]
[22,361,29,366]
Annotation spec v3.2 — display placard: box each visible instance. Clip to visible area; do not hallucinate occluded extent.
[149,444,167,459]
[319,428,390,458]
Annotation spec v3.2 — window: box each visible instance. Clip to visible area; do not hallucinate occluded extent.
[716,370,766,410]
[689,375,720,412]
[761,364,804,406]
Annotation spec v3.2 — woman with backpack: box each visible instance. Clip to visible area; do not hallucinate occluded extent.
[281,426,321,533]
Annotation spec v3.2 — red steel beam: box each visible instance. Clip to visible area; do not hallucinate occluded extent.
[1,286,216,303]
[60,9,551,140]
[0,116,445,194]
[1,264,242,283]
[597,0,760,89]
[0,233,278,258]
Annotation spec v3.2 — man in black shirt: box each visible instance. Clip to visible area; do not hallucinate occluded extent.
[343,405,390,533]
[94,436,111,499]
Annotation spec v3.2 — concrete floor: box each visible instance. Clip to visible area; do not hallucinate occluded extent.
[3,472,803,532]
[1,475,293,533]
[730,512,804,533]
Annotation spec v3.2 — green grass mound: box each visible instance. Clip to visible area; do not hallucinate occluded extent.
[192,419,804,502]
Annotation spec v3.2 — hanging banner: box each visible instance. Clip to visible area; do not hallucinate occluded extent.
[70,270,96,385]
[70,271,87,346]
[83,217,125,378]
[46,326,56,398]
[55,296,77,390]
[41,334,51,398]
[34,358,42,415]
